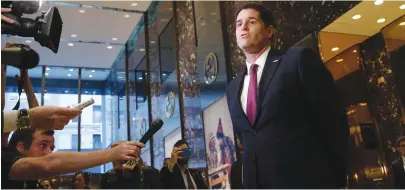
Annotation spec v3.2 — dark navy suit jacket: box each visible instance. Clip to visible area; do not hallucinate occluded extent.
[226,47,349,188]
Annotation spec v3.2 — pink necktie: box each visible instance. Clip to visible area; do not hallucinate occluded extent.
[247,64,258,125]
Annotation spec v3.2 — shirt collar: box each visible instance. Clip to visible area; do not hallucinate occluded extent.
[246,46,271,75]
[402,156,405,162]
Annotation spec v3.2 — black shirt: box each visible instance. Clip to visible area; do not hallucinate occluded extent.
[1,151,37,189]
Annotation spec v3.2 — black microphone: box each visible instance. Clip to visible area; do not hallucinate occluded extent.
[123,118,164,169]
[1,46,40,69]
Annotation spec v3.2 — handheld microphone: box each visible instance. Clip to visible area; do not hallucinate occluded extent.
[123,118,164,169]
[1,46,40,69]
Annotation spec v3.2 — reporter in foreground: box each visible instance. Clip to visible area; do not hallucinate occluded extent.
[2,127,145,189]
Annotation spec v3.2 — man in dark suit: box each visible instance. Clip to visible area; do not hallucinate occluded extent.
[230,136,243,189]
[160,140,208,189]
[392,136,405,188]
[225,3,349,188]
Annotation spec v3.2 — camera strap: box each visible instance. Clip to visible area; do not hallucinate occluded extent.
[12,71,25,110]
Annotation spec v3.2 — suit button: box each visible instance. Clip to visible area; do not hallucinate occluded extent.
[252,130,256,135]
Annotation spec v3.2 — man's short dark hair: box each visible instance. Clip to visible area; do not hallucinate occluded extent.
[397,136,405,147]
[236,3,275,28]
[173,139,188,148]
[8,128,54,152]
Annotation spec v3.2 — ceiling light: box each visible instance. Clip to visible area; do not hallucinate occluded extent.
[112,37,118,41]
[89,75,93,78]
[353,50,357,53]
[131,3,138,6]
[45,73,49,76]
[336,59,344,63]
[67,74,72,77]
[69,68,73,71]
[71,34,77,38]
[377,18,386,23]
[138,77,143,80]
[374,0,383,5]
[46,67,50,71]
[150,41,156,44]
[25,40,32,43]
[107,46,113,49]
[85,91,88,93]
[79,9,85,13]
[400,22,405,26]
[140,48,145,52]
[400,4,405,9]
[68,43,74,47]
[124,14,130,18]
[352,14,361,20]
[162,73,166,76]
[331,47,339,51]
[92,70,95,72]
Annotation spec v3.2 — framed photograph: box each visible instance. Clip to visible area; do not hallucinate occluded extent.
[202,96,236,189]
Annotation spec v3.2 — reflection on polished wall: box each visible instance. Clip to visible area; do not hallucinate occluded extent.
[221,1,359,76]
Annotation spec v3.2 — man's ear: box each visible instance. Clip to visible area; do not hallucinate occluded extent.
[267,25,275,39]
[16,141,25,153]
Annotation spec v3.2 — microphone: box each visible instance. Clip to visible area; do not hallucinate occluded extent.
[123,118,164,169]
[1,46,40,69]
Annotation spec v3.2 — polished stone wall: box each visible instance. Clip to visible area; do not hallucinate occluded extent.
[359,33,404,168]
[221,1,359,76]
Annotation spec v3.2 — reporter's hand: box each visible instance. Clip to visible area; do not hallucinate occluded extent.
[169,147,183,167]
[108,141,145,161]
[27,106,81,130]
[1,8,14,24]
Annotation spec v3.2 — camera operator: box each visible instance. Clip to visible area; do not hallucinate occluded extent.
[2,127,145,189]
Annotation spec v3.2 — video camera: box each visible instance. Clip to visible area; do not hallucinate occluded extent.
[2,1,63,53]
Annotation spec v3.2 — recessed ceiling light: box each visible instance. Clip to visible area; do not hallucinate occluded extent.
[138,77,143,80]
[69,68,73,72]
[67,74,72,77]
[89,75,93,78]
[68,43,74,47]
[112,37,118,41]
[162,73,166,76]
[374,0,383,5]
[377,18,386,23]
[400,22,405,26]
[353,50,357,53]
[71,34,77,38]
[336,59,344,63]
[131,3,138,6]
[150,41,156,44]
[400,4,405,9]
[46,67,50,71]
[124,14,130,18]
[45,73,49,76]
[79,9,85,13]
[107,46,113,49]
[92,70,95,72]
[140,48,145,52]
[25,40,32,43]
[352,14,361,20]
[331,47,339,51]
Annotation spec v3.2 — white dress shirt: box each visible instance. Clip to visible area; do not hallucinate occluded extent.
[402,156,405,171]
[240,46,271,114]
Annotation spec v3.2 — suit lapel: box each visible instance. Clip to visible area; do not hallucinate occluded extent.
[254,50,282,125]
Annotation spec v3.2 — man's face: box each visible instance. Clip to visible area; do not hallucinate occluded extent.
[40,180,52,189]
[74,174,85,189]
[398,141,405,157]
[236,8,273,53]
[21,130,55,157]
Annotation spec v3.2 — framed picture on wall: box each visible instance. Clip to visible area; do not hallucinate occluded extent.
[202,96,236,189]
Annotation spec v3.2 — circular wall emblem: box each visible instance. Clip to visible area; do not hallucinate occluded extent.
[204,52,218,85]
[165,91,175,118]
